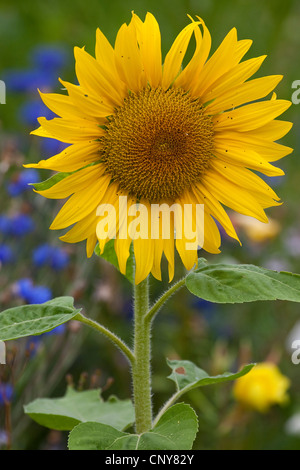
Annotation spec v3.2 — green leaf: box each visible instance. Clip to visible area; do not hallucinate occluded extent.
[68,403,198,450]
[186,259,300,304]
[167,359,254,394]
[24,387,134,432]
[0,296,80,341]
[95,239,134,284]
[31,171,72,191]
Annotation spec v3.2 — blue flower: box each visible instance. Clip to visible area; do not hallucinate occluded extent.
[19,100,56,127]
[26,285,53,304]
[32,244,53,267]
[16,278,52,305]
[33,244,70,270]
[16,278,34,300]
[0,384,14,406]
[3,69,57,93]
[50,247,70,270]
[44,324,66,336]
[31,45,69,73]
[6,169,40,197]
[0,215,12,236]
[0,244,14,264]
[40,137,69,157]
[10,214,35,237]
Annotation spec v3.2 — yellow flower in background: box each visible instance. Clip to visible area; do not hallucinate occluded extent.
[26,12,293,284]
[231,214,281,243]
[233,363,290,413]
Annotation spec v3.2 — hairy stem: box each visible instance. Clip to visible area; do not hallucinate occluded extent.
[132,277,153,433]
[144,277,186,324]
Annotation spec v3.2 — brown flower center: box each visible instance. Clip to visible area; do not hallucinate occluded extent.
[100,86,214,202]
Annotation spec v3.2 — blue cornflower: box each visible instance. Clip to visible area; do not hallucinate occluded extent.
[31,45,69,73]
[32,244,53,267]
[40,137,69,157]
[0,384,14,406]
[26,285,52,304]
[33,244,70,270]
[2,69,57,93]
[44,324,66,336]
[19,100,56,127]
[0,244,14,264]
[9,214,35,237]
[16,278,34,300]
[0,215,12,236]
[6,169,40,197]
[50,247,70,270]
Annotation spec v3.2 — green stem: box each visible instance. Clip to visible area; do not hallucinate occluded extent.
[132,277,153,433]
[75,312,135,365]
[144,277,186,324]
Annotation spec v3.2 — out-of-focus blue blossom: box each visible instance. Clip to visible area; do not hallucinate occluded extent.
[0,244,14,264]
[33,244,70,271]
[16,278,52,304]
[2,69,57,93]
[26,285,52,304]
[50,247,70,270]
[16,278,34,300]
[0,215,12,236]
[44,324,66,336]
[32,244,52,267]
[31,45,69,73]
[19,100,56,127]
[40,137,69,157]
[0,429,9,446]
[0,383,14,406]
[9,214,35,237]
[6,169,40,197]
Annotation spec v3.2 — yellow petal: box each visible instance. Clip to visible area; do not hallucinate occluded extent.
[115,237,132,276]
[50,174,111,230]
[175,17,211,90]
[162,21,200,90]
[32,116,102,143]
[210,159,280,201]
[205,75,282,114]
[214,131,293,162]
[114,19,147,93]
[190,28,239,96]
[203,170,269,223]
[74,46,124,106]
[24,141,101,172]
[95,27,126,96]
[134,238,154,284]
[60,211,97,243]
[132,12,162,88]
[38,90,84,120]
[151,238,164,281]
[34,164,105,199]
[213,141,285,176]
[193,184,239,242]
[245,120,293,141]
[213,99,291,132]
[59,79,114,120]
[86,233,98,258]
[201,55,267,104]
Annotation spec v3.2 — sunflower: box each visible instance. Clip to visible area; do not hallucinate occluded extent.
[26,12,293,284]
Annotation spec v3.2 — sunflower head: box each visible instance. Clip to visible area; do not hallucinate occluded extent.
[26,12,293,284]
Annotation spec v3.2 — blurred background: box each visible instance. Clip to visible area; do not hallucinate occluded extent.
[0,0,300,450]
